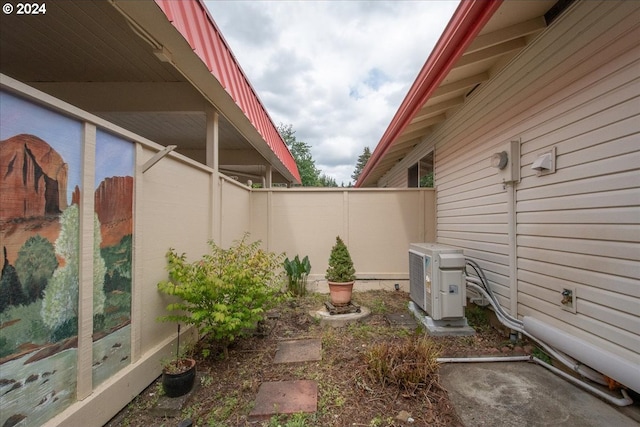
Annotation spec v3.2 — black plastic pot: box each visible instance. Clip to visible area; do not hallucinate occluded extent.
[162,358,196,398]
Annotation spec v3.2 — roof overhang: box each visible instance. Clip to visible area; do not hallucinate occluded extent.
[357,0,558,187]
[0,0,300,185]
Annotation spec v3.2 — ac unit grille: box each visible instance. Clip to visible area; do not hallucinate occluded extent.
[409,251,427,312]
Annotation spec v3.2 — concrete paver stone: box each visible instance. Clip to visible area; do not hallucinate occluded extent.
[274,339,322,364]
[249,380,318,421]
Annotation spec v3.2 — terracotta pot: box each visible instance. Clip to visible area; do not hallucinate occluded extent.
[162,358,196,398]
[328,281,355,306]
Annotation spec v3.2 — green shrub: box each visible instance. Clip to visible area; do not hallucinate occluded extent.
[157,234,286,355]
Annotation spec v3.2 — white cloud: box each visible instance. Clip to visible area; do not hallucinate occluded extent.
[205,0,459,185]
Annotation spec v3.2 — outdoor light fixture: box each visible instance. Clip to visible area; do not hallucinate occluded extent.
[531,146,556,175]
[490,151,509,170]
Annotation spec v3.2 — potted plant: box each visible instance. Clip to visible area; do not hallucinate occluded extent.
[325,236,356,306]
[161,324,196,398]
[284,255,311,296]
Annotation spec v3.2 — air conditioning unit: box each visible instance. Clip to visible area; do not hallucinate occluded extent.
[409,243,466,320]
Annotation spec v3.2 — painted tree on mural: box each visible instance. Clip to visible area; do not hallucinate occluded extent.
[16,235,58,303]
[41,205,106,337]
[0,248,25,312]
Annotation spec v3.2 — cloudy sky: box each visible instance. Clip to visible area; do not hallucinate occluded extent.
[204,1,459,185]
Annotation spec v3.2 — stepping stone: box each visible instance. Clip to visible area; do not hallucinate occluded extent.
[385,312,418,330]
[249,380,317,421]
[274,339,322,364]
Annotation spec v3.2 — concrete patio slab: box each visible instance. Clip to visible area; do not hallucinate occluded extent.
[440,361,639,426]
[248,380,318,422]
[274,339,322,364]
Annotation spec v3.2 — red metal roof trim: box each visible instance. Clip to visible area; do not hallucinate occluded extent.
[154,0,301,183]
[356,0,503,187]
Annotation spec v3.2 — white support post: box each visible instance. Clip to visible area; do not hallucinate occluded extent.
[265,165,272,188]
[206,108,221,244]
[77,122,96,400]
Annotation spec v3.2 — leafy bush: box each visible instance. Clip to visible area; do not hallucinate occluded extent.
[284,255,311,296]
[325,236,355,282]
[364,335,442,397]
[157,234,285,355]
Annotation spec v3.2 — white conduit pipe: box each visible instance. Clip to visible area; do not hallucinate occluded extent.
[464,276,634,405]
[437,356,531,363]
[465,277,519,323]
[531,357,634,407]
[524,317,640,393]
[466,282,608,386]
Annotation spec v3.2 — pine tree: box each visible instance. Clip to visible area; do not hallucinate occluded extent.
[352,146,371,183]
[278,123,320,186]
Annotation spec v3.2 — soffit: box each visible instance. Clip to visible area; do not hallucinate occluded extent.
[0,0,295,182]
[358,0,557,187]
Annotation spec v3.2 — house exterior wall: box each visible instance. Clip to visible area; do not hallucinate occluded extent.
[379,1,639,367]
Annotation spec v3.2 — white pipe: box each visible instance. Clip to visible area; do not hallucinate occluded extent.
[438,356,531,363]
[466,283,523,329]
[524,317,640,393]
[464,264,635,403]
[531,357,634,407]
[520,331,607,386]
[465,280,613,387]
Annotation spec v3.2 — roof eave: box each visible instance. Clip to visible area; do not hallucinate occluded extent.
[151,0,301,184]
[356,0,503,187]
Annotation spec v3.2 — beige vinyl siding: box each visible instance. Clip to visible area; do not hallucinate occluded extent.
[383,1,639,362]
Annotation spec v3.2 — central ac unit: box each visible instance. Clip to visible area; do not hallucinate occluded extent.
[409,243,466,320]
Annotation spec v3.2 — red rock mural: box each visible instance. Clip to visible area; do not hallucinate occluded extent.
[0,134,68,221]
[95,176,133,247]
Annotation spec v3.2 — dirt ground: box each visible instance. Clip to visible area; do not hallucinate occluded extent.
[104,290,533,427]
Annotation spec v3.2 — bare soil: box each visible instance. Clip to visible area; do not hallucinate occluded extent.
[105,291,532,427]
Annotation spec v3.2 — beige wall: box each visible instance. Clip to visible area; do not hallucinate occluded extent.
[135,146,213,356]
[219,176,252,247]
[250,188,435,284]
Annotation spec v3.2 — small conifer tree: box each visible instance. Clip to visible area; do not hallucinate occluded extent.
[325,236,356,282]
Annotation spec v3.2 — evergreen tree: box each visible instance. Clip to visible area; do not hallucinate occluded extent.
[351,146,371,183]
[278,123,320,186]
[318,173,338,187]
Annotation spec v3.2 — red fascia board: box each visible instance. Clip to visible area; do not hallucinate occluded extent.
[356,0,502,187]
[154,0,301,183]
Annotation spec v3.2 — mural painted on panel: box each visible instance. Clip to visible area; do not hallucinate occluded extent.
[92,129,133,388]
[0,91,134,426]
